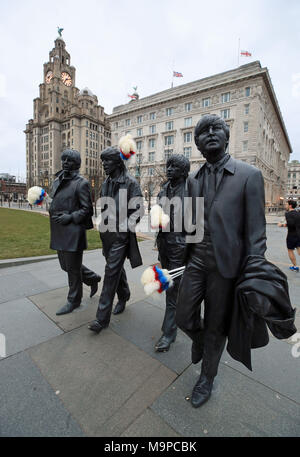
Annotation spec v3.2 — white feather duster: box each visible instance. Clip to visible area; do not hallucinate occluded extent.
[118,134,136,159]
[27,186,47,205]
[150,204,170,229]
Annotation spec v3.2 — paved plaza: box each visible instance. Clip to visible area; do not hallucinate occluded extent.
[0,224,299,437]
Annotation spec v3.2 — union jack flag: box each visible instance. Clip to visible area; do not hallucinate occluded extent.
[173,71,183,77]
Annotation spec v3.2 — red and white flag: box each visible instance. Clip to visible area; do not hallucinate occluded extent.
[240,50,252,57]
[173,71,183,77]
[128,94,138,99]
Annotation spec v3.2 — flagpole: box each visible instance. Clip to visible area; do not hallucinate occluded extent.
[237,38,240,67]
[171,59,174,88]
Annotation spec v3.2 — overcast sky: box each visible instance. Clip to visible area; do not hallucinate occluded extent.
[0,0,299,180]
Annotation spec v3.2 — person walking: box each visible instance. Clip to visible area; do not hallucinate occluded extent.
[278,200,300,272]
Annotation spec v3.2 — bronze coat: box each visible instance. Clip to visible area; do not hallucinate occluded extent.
[49,170,94,252]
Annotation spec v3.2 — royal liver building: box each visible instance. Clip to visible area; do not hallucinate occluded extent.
[25,33,111,193]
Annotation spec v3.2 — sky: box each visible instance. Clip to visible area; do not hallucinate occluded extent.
[0,0,299,181]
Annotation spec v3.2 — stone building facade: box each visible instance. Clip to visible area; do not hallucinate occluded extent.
[108,61,292,209]
[25,36,111,193]
[286,160,300,204]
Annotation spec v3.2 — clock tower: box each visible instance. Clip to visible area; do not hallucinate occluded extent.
[25,33,111,192]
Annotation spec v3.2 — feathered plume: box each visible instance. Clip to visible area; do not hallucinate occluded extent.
[27,186,48,206]
[150,205,170,229]
[141,265,185,295]
[118,134,136,160]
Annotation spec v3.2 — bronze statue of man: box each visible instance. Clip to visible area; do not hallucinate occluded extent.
[154,154,190,352]
[176,114,267,407]
[49,149,101,316]
[88,147,144,334]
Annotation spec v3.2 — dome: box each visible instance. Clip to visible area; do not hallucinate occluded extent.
[79,87,94,97]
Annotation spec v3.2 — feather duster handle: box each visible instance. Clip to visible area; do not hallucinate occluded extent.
[118,134,136,160]
[141,265,185,295]
[150,205,170,229]
[27,186,48,206]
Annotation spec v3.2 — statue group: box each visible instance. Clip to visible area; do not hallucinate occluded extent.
[48,114,296,408]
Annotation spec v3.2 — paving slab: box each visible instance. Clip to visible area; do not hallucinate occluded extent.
[29,287,100,332]
[28,325,177,437]
[151,363,300,437]
[110,300,191,375]
[221,336,300,403]
[121,409,180,437]
[0,352,84,437]
[0,271,50,304]
[0,298,63,357]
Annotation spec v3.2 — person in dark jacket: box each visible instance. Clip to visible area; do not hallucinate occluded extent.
[49,149,101,316]
[88,146,144,334]
[154,154,190,352]
[176,114,267,408]
[278,200,300,272]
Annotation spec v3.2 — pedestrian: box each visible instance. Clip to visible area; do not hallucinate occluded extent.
[278,200,300,271]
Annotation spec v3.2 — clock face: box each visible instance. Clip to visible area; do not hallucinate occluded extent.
[45,70,53,84]
[61,72,72,87]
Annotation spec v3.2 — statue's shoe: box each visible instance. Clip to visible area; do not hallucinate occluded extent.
[56,302,80,316]
[154,334,176,352]
[88,320,105,334]
[112,300,127,315]
[191,374,214,408]
[90,275,101,298]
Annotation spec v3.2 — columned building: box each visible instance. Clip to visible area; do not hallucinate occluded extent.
[286,160,300,205]
[108,61,292,210]
[25,35,111,194]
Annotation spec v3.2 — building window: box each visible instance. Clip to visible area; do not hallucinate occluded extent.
[137,115,143,124]
[137,128,143,137]
[221,92,230,103]
[136,141,142,151]
[164,149,173,160]
[149,151,155,162]
[114,122,118,129]
[245,104,250,115]
[166,121,174,131]
[148,167,154,176]
[243,141,248,151]
[183,147,192,159]
[184,132,192,143]
[245,87,251,97]
[165,135,174,146]
[166,107,174,116]
[244,122,249,133]
[150,112,156,120]
[149,138,155,149]
[125,119,131,126]
[202,98,211,108]
[221,109,230,119]
[149,125,156,134]
[184,117,192,128]
[185,102,192,112]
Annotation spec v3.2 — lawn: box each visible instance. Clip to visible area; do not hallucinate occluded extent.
[0,208,102,260]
